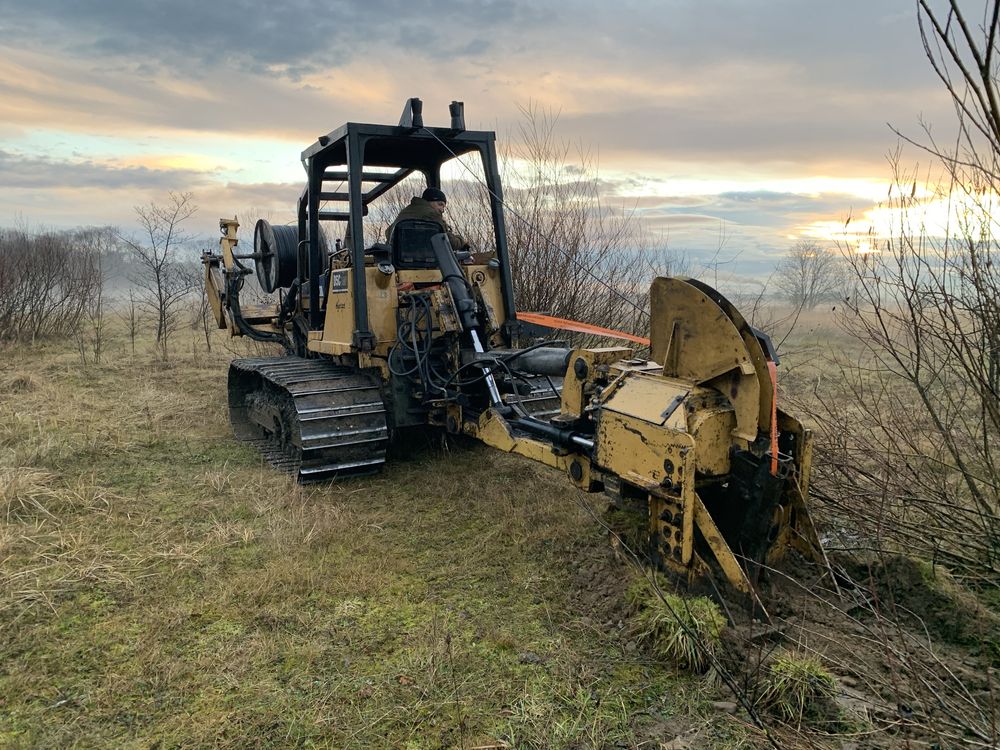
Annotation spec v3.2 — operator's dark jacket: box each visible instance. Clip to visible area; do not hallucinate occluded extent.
[386,197,468,252]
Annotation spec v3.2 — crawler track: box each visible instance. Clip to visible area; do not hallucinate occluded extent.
[228,357,389,482]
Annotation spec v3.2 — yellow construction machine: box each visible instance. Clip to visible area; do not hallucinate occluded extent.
[202,99,821,598]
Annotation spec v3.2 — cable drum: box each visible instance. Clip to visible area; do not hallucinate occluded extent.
[254,219,298,293]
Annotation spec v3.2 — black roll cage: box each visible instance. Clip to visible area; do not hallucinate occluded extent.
[296,117,516,352]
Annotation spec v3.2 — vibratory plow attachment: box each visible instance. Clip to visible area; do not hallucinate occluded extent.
[592,277,823,601]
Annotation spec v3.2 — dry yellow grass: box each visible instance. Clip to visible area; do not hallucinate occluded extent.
[0,325,751,749]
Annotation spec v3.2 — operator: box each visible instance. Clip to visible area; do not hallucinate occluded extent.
[386,187,470,253]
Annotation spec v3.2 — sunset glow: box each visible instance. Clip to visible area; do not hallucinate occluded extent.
[800,189,1000,252]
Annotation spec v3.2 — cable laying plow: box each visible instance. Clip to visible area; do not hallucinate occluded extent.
[202,98,822,599]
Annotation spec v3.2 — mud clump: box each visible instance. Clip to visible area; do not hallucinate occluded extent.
[562,525,632,632]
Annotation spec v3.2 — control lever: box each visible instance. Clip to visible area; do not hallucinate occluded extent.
[430,233,502,406]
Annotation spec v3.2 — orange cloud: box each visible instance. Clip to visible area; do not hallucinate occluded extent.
[115,154,226,172]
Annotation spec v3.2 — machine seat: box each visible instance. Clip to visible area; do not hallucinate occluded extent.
[391,219,444,269]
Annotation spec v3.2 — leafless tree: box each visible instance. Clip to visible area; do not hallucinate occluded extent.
[774,240,845,310]
[120,289,139,356]
[119,192,200,360]
[75,227,119,364]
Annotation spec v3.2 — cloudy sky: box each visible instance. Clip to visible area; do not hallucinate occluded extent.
[0,1,958,273]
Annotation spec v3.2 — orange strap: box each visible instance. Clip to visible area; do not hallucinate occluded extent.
[518,312,651,346]
[767,359,779,476]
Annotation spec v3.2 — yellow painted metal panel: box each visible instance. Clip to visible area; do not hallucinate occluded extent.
[649,277,764,440]
[599,373,689,429]
[594,410,694,487]
[397,269,447,283]
[687,405,736,475]
[366,268,397,344]
[649,278,755,381]
[307,340,353,355]
[323,268,354,347]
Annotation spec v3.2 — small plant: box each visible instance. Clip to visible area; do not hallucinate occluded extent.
[627,573,725,673]
[756,651,837,729]
[605,506,648,552]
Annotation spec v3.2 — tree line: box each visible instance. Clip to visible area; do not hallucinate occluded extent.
[0,192,202,360]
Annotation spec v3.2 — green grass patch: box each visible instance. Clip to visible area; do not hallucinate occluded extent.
[754,652,839,731]
[626,573,726,673]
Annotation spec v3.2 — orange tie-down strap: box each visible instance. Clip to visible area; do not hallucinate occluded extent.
[767,359,779,476]
[518,312,651,346]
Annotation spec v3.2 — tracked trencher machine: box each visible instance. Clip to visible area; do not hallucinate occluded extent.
[202,98,822,598]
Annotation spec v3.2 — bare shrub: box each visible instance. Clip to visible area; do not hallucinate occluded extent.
[0,228,104,343]
[74,227,118,364]
[487,105,680,334]
[805,196,1000,579]
[799,3,1000,579]
[775,4,1000,744]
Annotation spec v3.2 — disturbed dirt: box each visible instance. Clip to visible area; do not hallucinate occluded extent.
[568,497,998,749]
[722,551,999,749]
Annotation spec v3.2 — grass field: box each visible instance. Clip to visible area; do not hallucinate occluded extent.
[0,331,750,749]
[4,312,997,749]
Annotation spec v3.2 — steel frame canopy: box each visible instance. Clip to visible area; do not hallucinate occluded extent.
[296,98,516,351]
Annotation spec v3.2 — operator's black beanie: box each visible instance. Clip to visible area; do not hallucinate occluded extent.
[421,187,447,203]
